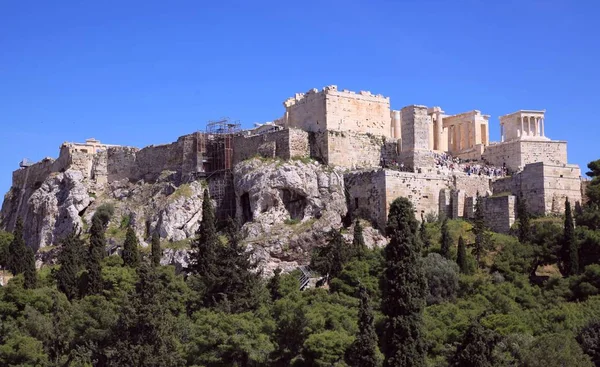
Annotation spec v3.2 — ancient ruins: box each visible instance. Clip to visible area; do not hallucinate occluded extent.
[2,85,583,241]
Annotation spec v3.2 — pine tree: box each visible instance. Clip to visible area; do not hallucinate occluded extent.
[122,226,140,268]
[456,236,469,274]
[268,267,283,302]
[516,192,531,243]
[472,192,490,267]
[151,232,161,267]
[83,213,108,296]
[352,219,366,259]
[440,217,451,259]
[188,189,219,276]
[55,228,84,300]
[346,285,380,367]
[7,217,28,275]
[110,263,184,366]
[23,246,37,289]
[561,197,579,276]
[381,197,426,367]
[450,320,499,367]
[577,321,600,366]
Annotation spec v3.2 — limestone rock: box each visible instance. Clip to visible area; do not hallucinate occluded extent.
[234,158,349,272]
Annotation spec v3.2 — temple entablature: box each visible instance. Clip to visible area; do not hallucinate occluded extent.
[500,110,548,142]
[60,138,121,154]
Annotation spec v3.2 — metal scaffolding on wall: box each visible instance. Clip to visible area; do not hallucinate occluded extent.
[204,118,241,220]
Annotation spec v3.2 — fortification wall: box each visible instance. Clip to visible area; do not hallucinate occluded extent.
[483,195,516,233]
[284,90,327,133]
[325,89,391,137]
[232,128,310,164]
[344,170,387,229]
[452,174,492,197]
[490,162,581,215]
[107,147,139,182]
[326,131,394,169]
[483,140,567,173]
[384,170,449,225]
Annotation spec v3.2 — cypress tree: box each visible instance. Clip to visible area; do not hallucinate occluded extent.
[420,213,429,248]
[110,263,184,366]
[23,246,37,289]
[456,236,469,274]
[450,320,499,367]
[188,189,219,276]
[311,229,349,280]
[55,228,84,300]
[472,192,489,267]
[440,217,451,259]
[122,225,140,268]
[381,197,426,367]
[84,213,108,296]
[268,267,283,302]
[352,219,366,259]
[562,197,579,276]
[7,217,28,275]
[346,285,380,367]
[151,231,162,267]
[516,192,531,243]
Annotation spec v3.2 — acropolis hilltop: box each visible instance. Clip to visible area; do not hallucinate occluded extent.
[1,85,583,249]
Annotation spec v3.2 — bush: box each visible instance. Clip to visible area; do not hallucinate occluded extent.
[423,253,460,305]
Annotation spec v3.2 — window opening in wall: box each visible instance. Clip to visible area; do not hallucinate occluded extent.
[355,198,359,208]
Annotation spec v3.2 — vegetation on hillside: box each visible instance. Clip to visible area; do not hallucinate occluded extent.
[2,161,600,366]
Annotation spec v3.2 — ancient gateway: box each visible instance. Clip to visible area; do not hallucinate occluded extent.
[2,85,583,243]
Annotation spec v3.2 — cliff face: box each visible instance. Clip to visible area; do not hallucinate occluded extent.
[1,148,384,271]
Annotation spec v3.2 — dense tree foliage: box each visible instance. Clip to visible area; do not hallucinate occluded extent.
[561,198,579,276]
[311,229,350,280]
[517,192,532,244]
[352,219,366,259]
[6,218,28,275]
[381,197,426,367]
[440,217,451,259]
[4,158,600,366]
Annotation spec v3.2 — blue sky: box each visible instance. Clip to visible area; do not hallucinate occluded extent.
[1,0,598,202]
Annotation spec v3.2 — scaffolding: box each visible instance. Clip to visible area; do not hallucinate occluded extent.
[204,118,241,220]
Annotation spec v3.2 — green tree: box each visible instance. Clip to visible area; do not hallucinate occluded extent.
[517,192,532,243]
[55,228,85,300]
[423,253,459,305]
[457,236,469,274]
[188,189,219,277]
[352,219,367,259]
[0,230,13,269]
[577,321,600,367]
[440,217,451,259]
[472,193,491,267]
[523,333,593,367]
[381,197,426,367]
[7,217,28,275]
[151,231,161,267]
[561,197,579,276]
[586,159,600,206]
[82,211,110,296]
[450,320,499,367]
[122,225,140,268]
[23,246,37,289]
[311,229,350,280]
[110,263,184,366]
[268,267,283,302]
[420,214,430,248]
[346,285,381,367]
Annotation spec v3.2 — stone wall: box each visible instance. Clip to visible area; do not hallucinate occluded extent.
[344,170,387,229]
[325,88,391,137]
[282,86,391,137]
[491,162,581,215]
[326,131,395,169]
[482,195,516,233]
[483,140,567,173]
[232,128,310,165]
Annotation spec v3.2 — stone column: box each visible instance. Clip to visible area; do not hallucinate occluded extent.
[541,118,545,136]
[527,116,531,136]
[520,116,524,138]
[501,123,504,142]
[392,110,401,139]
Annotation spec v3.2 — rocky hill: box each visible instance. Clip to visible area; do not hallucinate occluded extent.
[1,155,386,272]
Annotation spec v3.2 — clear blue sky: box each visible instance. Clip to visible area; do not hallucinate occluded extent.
[1,0,599,202]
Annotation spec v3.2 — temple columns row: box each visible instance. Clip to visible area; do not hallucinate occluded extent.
[518,116,545,138]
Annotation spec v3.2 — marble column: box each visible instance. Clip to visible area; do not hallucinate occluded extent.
[541,118,545,136]
[520,116,524,138]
